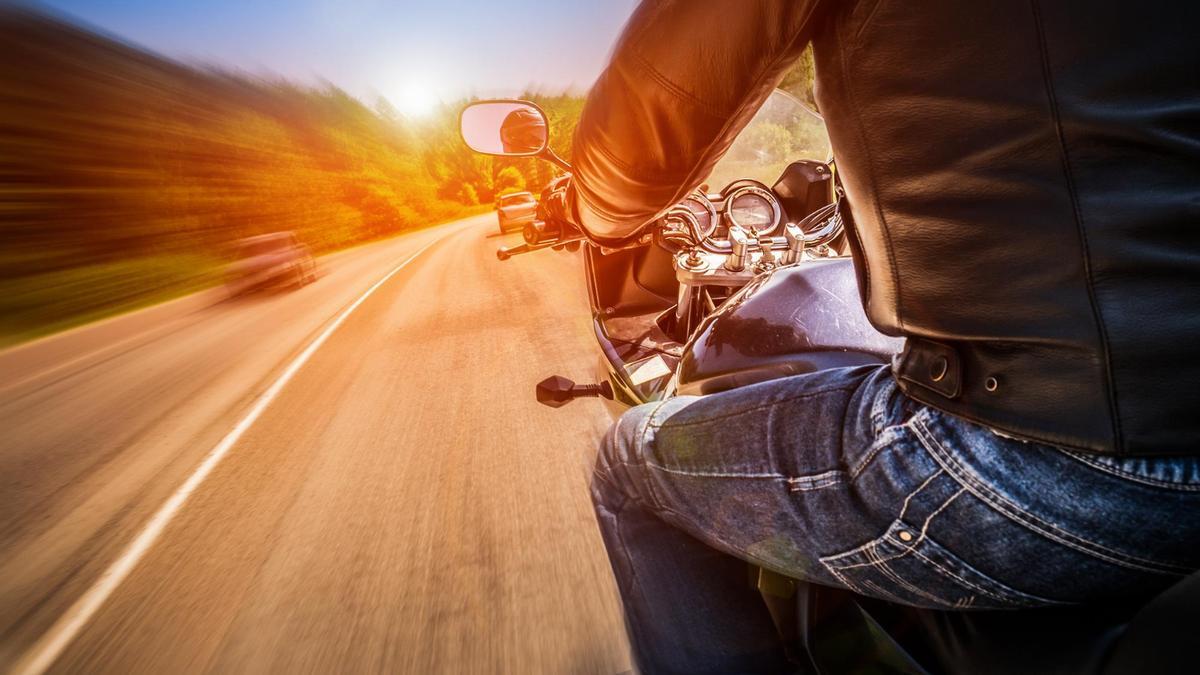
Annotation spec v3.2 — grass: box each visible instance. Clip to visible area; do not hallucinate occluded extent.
[0,254,225,348]
[0,207,495,349]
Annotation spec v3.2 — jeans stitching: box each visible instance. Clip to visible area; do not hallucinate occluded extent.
[859,578,911,606]
[1061,450,1200,492]
[645,462,791,481]
[905,545,1060,607]
[825,491,1061,608]
[636,398,677,507]
[898,470,944,520]
[787,472,846,492]
[646,385,858,430]
[869,380,889,434]
[868,542,951,607]
[824,486,964,573]
[849,435,889,479]
[913,416,1191,575]
[824,564,860,593]
[821,478,952,571]
[850,421,911,480]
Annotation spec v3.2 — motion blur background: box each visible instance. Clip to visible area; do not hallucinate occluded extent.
[0,3,829,672]
[0,0,815,347]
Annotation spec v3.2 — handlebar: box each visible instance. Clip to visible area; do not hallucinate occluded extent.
[496,236,585,261]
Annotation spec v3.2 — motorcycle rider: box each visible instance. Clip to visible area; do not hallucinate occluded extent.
[538,0,1200,672]
[499,107,547,155]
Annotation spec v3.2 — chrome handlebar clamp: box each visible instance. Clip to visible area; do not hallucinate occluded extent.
[783,222,806,265]
[725,226,751,272]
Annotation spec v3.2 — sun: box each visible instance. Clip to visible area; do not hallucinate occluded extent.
[390,81,439,118]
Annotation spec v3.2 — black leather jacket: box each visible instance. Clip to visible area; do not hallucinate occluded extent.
[570,0,1200,456]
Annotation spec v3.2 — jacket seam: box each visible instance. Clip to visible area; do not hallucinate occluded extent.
[851,0,886,44]
[627,53,731,120]
[1030,0,1123,451]
[835,15,903,331]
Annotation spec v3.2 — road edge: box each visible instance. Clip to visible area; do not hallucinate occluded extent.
[8,235,446,675]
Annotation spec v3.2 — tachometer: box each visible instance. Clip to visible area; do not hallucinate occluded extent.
[726,185,781,235]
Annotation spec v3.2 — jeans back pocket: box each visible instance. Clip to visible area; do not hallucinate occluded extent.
[819,520,1057,610]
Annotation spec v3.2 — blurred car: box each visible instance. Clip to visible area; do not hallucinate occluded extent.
[226,231,317,297]
[495,191,537,233]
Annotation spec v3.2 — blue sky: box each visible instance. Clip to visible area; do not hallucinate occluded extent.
[40,0,638,111]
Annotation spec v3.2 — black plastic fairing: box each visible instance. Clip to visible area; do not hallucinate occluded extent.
[585,244,681,406]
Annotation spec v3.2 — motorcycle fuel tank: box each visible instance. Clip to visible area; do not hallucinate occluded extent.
[676,258,905,396]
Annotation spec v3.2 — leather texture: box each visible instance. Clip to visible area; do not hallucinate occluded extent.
[570,0,1200,456]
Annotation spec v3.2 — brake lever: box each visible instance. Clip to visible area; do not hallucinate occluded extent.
[496,243,531,261]
[496,237,586,261]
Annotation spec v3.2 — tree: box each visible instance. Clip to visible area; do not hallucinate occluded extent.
[778,46,817,109]
[495,165,526,195]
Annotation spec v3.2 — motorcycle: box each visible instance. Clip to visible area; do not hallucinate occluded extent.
[460,91,1195,674]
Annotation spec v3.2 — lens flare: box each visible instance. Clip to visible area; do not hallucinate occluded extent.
[390,81,439,118]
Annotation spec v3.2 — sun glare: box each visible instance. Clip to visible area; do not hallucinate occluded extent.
[391,81,439,118]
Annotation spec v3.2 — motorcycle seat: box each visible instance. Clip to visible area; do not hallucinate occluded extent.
[902,568,1200,673]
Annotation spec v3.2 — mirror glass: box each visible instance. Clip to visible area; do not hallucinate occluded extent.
[460,101,548,156]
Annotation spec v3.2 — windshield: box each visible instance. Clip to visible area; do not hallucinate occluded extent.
[499,194,533,206]
[237,236,287,258]
[705,90,831,190]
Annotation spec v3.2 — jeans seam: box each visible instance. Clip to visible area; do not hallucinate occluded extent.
[913,416,1192,575]
[823,564,859,593]
[643,461,849,497]
[644,462,791,481]
[859,578,911,606]
[849,436,889,479]
[646,385,858,430]
[868,541,951,607]
[1060,450,1200,492]
[786,471,846,492]
[898,470,944,521]
[825,487,965,573]
[868,374,894,435]
[825,490,1066,608]
[906,544,1064,606]
[636,398,677,508]
[850,421,911,480]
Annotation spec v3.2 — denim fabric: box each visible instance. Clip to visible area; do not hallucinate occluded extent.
[591,365,1200,674]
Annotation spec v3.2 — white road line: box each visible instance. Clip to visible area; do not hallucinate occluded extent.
[10,235,444,675]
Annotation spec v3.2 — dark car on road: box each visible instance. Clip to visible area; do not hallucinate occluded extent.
[495,191,537,234]
[226,231,317,297]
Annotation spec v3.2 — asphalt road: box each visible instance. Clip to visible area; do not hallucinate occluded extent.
[0,214,631,674]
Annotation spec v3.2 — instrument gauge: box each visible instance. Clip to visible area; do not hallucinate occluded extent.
[680,194,718,239]
[726,185,782,235]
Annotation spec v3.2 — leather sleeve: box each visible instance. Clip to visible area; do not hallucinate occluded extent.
[569,0,828,242]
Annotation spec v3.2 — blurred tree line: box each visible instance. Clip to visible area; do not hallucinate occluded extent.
[0,7,813,344]
[0,8,578,343]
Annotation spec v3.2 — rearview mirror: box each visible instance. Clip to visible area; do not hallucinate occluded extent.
[460,100,548,156]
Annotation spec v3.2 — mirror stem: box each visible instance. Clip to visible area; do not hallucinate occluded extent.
[541,147,572,172]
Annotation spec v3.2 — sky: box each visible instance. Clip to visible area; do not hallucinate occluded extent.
[39,0,639,114]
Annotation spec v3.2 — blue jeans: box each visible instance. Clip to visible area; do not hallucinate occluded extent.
[591,365,1200,674]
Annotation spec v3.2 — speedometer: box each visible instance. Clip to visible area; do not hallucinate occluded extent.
[681,194,718,238]
[726,185,781,235]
